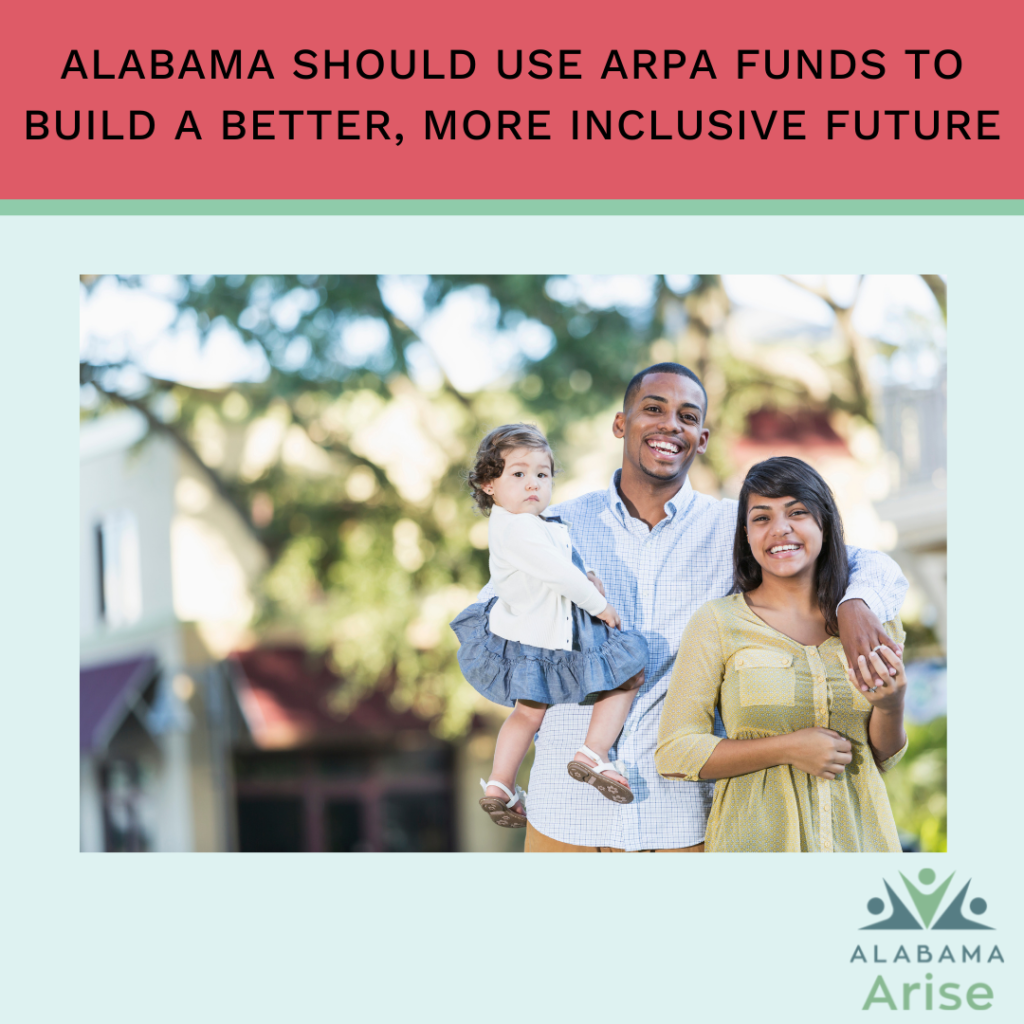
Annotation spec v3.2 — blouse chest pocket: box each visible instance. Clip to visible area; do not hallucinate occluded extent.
[734,648,796,707]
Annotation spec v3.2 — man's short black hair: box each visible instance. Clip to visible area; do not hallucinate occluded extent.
[623,362,708,417]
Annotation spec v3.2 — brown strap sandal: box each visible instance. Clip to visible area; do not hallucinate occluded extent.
[478,778,528,828]
[567,745,634,804]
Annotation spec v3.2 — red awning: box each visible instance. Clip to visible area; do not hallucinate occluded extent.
[229,647,433,750]
[80,655,157,753]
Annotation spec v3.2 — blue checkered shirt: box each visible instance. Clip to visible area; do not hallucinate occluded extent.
[481,471,908,850]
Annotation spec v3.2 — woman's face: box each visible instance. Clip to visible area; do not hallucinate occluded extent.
[745,493,824,582]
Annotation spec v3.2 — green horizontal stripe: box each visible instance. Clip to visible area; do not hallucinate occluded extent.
[1,199,1022,215]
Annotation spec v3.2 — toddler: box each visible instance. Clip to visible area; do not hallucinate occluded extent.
[450,423,648,828]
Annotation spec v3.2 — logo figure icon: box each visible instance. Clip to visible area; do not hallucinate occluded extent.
[862,869,992,931]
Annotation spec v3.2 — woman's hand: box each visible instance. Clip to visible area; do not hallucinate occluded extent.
[846,645,907,712]
[596,603,621,630]
[785,727,853,780]
[849,646,908,764]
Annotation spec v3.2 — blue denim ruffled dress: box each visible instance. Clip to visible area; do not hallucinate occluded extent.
[449,549,648,708]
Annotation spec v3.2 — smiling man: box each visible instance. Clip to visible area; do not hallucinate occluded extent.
[516,362,907,852]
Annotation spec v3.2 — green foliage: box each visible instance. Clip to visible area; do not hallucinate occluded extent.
[80,273,671,734]
[884,716,947,852]
[80,274,938,737]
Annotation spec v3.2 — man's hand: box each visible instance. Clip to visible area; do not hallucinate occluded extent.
[587,571,606,597]
[837,600,904,692]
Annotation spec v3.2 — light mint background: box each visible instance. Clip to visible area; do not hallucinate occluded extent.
[0,215,1017,1022]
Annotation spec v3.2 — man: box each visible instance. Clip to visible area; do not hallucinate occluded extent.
[511,362,906,852]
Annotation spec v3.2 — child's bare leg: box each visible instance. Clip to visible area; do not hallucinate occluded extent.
[486,700,547,813]
[574,669,644,788]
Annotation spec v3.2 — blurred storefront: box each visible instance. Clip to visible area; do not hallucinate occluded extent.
[80,411,508,852]
[228,648,455,852]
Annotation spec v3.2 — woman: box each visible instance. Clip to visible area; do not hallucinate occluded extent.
[655,456,908,852]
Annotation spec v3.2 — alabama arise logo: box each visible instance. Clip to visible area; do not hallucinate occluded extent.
[851,869,1002,1012]
[860,868,993,931]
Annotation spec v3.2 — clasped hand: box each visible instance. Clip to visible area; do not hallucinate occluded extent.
[846,645,908,712]
[787,727,853,780]
[837,599,904,691]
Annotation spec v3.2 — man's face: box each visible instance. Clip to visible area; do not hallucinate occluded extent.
[613,372,710,485]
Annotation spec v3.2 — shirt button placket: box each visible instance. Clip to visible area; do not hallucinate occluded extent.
[808,647,828,728]
[638,534,653,625]
[807,647,833,851]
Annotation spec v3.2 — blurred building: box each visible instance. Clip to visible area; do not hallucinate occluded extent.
[227,649,453,851]
[80,410,265,852]
[874,366,947,649]
[224,646,514,852]
[80,411,509,851]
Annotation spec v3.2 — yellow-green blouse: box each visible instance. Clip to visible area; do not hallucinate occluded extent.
[655,593,907,853]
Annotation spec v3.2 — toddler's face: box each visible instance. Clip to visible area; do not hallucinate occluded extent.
[483,446,553,515]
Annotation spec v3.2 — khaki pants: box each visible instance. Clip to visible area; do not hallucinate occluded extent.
[525,821,704,852]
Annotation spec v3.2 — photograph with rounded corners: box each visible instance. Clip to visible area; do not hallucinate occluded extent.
[79,274,947,853]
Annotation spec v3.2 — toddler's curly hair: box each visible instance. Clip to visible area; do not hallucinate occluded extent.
[468,423,554,514]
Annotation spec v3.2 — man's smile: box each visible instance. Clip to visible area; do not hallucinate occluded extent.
[644,435,684,460]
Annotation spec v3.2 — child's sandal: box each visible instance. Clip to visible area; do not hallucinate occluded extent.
[567,744,634,804]
[478,778,528,828]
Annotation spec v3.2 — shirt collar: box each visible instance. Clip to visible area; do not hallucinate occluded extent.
[607,469,694,526]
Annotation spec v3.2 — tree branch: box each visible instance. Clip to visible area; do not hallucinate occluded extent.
[780,274,846,314]
[88,375,264,547]
[380,308,474,410]
[282,399,395,493]
[920,275,947,322]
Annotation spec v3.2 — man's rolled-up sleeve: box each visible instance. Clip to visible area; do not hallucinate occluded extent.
[842,546,909,623]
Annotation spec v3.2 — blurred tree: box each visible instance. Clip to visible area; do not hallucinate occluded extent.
[80,274,659,734]
[649,274,933,488]
[883,716,947,852]
[79,273,943,739]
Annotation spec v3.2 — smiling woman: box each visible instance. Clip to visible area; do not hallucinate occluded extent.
[736,459,849,641]
[656,456,909,852]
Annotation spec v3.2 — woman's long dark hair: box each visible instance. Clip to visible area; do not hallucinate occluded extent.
[733,456,849,636]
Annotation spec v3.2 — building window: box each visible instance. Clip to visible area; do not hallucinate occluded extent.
[234,745,454,852]
[96,510,142,628]
[237,797,304,853]
[325,800,363,852]
[101,759,152,852]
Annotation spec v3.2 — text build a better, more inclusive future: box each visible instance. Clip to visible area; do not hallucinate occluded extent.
[27,46,1001,143]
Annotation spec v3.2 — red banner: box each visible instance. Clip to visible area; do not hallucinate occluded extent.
[3,0,1019,198]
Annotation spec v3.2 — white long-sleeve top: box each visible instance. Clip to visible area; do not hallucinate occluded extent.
[486,504,608,651]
